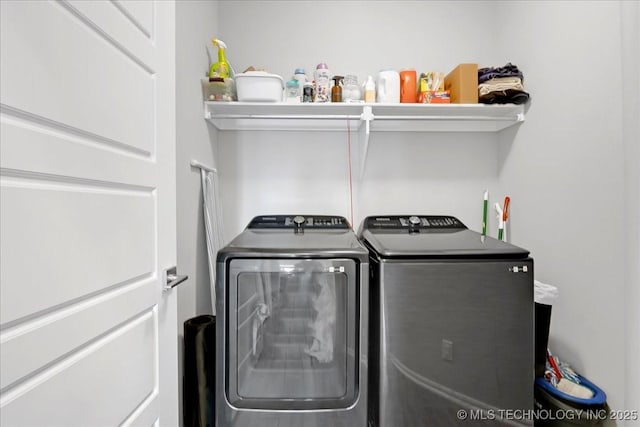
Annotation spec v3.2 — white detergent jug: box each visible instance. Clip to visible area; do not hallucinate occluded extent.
[376,69,400,103]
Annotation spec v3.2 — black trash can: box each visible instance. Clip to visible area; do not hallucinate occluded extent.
[534,280,558,378]
[183,315,216,427]
[535,302,552,377]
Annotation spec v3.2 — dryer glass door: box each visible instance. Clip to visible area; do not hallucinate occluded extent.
[227,258,358,409]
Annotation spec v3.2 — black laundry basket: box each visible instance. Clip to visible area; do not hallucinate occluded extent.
[184,315,216,427]
[534,376,608,426]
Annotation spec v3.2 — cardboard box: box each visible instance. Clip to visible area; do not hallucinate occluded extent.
[427,91,451,104]
[418,90,451,104]
[444,63,478,104]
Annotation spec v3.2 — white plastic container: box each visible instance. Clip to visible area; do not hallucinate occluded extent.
[376,69,400,103]
[235,71,284,102]
[342,75,362,102]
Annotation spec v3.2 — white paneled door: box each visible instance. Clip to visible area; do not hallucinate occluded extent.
[0,1,177,425]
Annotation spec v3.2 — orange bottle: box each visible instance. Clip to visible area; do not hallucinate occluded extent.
[400,69,417,103]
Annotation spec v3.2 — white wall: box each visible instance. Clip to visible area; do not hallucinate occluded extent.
[209,0,637,416]
[218,1,501,88]
[495,0,632,415]
[621,1,640,423]
[175,0,219,423]
[217,0,506,235]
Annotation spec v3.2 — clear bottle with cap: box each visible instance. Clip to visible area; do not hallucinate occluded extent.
[285,79,300,103]
[342,75,361,102]
[364,75,376,103]
[293,68,307,101]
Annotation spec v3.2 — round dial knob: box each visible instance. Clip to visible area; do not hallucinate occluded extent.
[409,216,421,226]
[293,215,305,226]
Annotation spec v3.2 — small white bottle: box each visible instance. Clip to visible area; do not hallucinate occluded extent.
[364,75,376,103]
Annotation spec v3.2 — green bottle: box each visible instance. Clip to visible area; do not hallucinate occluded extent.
[209,39,230,79]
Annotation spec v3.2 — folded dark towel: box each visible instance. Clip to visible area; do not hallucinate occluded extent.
[479,88,530,105]
[478,62,524,84]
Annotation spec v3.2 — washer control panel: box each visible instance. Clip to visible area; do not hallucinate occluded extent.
[248,215,350,229]
[364,215,466,231]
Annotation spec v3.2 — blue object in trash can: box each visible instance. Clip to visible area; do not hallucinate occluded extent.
[535,376,607,406]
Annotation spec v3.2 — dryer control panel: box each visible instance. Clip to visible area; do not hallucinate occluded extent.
[364,215,466,232]
[248,215,350,230]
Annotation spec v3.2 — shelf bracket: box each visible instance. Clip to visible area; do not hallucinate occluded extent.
[359,106,374,179]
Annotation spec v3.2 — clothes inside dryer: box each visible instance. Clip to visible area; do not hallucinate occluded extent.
[217,215,367,425]
[235,265,348,399]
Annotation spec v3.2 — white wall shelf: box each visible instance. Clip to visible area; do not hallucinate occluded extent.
[203,101,526,178]
[204,102,525,132]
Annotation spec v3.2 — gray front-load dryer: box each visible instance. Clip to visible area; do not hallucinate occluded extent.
[359,215,534,427]
[216,215,369,427]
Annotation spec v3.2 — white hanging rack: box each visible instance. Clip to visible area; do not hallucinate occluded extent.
[190,159,218,174]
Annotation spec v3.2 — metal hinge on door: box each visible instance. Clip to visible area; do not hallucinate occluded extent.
[163,266,188,292]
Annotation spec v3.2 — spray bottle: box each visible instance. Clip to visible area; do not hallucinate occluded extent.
[209,38,231,78]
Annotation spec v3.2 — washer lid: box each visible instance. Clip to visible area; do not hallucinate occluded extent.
[358,215,529,258]
[219,214,367,255]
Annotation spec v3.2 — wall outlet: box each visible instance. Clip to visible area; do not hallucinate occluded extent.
[442,339,454,361]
